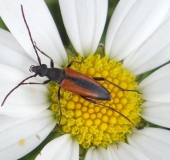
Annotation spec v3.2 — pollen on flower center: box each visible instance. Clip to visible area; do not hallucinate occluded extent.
[49,54,142,148]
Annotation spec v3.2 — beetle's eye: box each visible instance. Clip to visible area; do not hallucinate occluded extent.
[29,65,34,72]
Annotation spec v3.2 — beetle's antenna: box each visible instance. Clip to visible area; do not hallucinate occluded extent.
[21,5,41,65]
[82,97,135,126]
[1,74,38,107]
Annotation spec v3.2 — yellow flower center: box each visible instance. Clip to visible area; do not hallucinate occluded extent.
[49,54,142,148]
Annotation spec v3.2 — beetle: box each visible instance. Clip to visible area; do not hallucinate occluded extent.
[1,5,139,126]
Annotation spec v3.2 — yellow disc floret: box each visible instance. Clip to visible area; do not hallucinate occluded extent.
[48,54,142,148]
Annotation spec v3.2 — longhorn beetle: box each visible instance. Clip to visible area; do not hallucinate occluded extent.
[1,5,140,126]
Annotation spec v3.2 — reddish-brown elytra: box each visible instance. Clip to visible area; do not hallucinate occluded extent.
[1,5,140,126]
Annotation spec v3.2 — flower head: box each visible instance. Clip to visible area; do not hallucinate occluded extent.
[0,0,170,160]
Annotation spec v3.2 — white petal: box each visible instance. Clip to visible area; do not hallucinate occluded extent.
[124,13,170,75]
[141,101,170,128]
[0,64,49,116]
[0,110,56,160]
[59,0,108,57]
[0,0,67,67]
[85,147,108,160]
[138,64,170,102]
[36,134,79,160]
[105,0,170,61]
[0,29,37,75]
[107,142,150,160]
[128,127,170,160]
[0,28,25,54]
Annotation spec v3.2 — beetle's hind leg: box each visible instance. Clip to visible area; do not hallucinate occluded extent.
[93,77,140,94]
[81,96,135,126]
[56,87,62,127]
[67,60,82,68]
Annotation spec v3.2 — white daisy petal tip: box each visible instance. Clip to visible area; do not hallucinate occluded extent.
[36,134,79,160]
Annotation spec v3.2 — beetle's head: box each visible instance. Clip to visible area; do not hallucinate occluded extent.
[29,64,48,77]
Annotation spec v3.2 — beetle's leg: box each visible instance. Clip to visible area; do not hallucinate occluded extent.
[22,79,51,85]
[34,42,54,68]
[24,80,62,127]
[57,87,62,126]
[68,44,104,68]
[81,96,134,126]
[93,77,140,94]
[52,87,62,131]
[81,96,97,104]
[67,60,82,68]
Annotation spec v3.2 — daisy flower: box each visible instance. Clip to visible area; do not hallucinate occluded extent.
[0,0,170,160]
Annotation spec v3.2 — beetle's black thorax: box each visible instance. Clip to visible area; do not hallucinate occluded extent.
[45,68,65,83]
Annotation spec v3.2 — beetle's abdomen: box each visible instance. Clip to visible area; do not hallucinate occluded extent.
[60,68,111,100]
